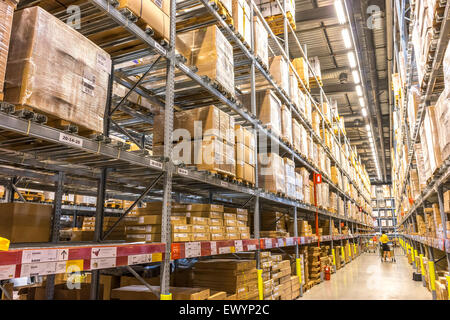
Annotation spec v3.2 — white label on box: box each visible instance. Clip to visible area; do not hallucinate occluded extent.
[59,133,83,148]
[0,265,16,280]
[96,53,112,74]
[219,247,231,254]
[247,244,256,251]
[265,239,272,249]
[178,168,188,176]
[21,249,58,264]
[91,247,117,259]
[234,240,243,252]
[128,254,152,265]
[185,242,201,258]
[149,159,163,169]
[210,242,217,255]
[90,257,116,270]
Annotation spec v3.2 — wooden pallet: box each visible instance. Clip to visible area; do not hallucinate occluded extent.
[309,76,323,89]
[176,0,234,32]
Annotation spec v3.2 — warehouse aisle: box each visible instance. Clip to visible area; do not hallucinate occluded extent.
[300,249,431,300]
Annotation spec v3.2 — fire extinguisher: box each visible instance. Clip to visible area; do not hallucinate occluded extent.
[324,266,331,281]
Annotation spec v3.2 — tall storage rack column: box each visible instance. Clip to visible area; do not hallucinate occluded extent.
[391,0,450,300]
[0,0,376,300]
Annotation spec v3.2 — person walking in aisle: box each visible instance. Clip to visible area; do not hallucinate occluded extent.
[379,232,391,261]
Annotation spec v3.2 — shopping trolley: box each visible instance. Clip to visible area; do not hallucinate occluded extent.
[379,241,396,263]
[367,239,377,253]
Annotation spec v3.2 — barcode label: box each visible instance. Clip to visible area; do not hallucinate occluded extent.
[234,240,243,252]
[59,133,83,147]
[210,242,217,255]
[265,239,272,249]
[22,249,58,264]
[128,254,152,265]
[149,160,163,169]
[91,247,117,259]
[185,242,201,258]
[91,258,116,270]
[286,238,294,246]
[247,244,256,251]
[219,247,231,254]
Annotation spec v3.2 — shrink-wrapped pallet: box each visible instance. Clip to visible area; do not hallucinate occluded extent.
[269,56,289,94]
[259,153,285,194]
[292,118,301,153]
[176,25,235,95]
[291,57,309,89]
[289,70,299,107]
[300,125,308,158]
[295,172,303,201]
[407,85,420,134]
[117,0,170,41]
[235,126,255,185]
[253,15,269,67]
[5,6,111,132]
[284,157,296,199]
[232,0,251,45]
[423,106,442,176]
[281,105,292,144]
[0,0,16,100]
[153,105,234,145]
[435,92,450,161]
[240,90,282,137]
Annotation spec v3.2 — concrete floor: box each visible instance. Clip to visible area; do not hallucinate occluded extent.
[300,248,432,300]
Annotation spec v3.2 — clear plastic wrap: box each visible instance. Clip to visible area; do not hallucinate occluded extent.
[280,105,292,144]
[5,6,111,132]
[269,55,289,94]
[176,25,234,95]
[291,57,309,89]
[0,0,16,100]
[284,157,296,198]
[253,15,268,67]
[232,0,251,45]
[435,92,450,161]
[259,153,285,194]
[292,118,301,153]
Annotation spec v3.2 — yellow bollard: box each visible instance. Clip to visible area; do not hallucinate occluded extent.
[160,293,172,300]
[257,269,264,300]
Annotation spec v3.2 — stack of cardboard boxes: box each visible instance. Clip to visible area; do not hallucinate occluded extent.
[0,0,16,100]
[307,246,321,286]
[5,7,111,133]
[260,211,289,238]
[154,105,236,177]
[73,217,126,241]
[176,25,235,95]
[235,124,256,185]
[192,259,258,300]
[125,203,250,242]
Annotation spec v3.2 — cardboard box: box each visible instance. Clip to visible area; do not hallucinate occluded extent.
[125,225,161,234]
[210,218,224,226]
[208,290,228,300]
[211,233,226,240]
[253,15,269,67]
[176,25,234,95]
[281,105,293,144]
[0,203,52,243]
[191,225,209,233]
[259,153,285,194]
[191,232,210,241]
[0,0,16,100]
[6,7,111,132]
[209,226,225,233]
[187,217,209,225]
[126,233,161,242]
[232,0,251,45]
[111,285,210,300]
[172,232,191,242]
[189,211,223,219]
[269,56,289,94]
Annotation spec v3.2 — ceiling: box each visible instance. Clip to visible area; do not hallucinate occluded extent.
[292,0,391,183]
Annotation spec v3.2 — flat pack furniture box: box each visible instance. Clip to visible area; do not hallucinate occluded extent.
[0,0,17,100]
[0,203,52,243]
[259,153,285,194]
[5,7,111,133]
[253,15,269,67]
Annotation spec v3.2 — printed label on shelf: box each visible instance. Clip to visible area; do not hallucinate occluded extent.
[210,242,217,255]
[185,242,201,258]
[277,239,285,247]
[247,244,256,251]
[21,249,58,264]
[149,160,163,169]
[0,265,16,280]
[91,257,116,270]
[220,181,228,187]
[178,168,188,176]
[20,261,65,277]
[128,254,153,265]
[218,247,231,254]
[59,133,83,147]
[234,240,243,252]
[91,247,117,259]
[264,239,272,249]
[286,238,294,246]
[151,253,163,262]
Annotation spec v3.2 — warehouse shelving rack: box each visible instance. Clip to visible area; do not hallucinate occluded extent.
[390,0,450,296]
[0,0,374,299]
[371,186,396,233]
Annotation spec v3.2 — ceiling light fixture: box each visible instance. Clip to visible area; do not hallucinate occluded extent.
[362,108,367,117]
[342,29,352,48]
[352,70,360,84]
[334,0,346,24]
[356,85,362,96]
[359,97,365,107]
[347,51,356,68]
